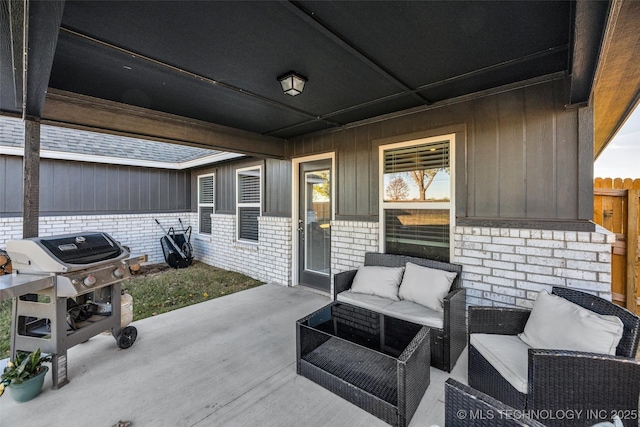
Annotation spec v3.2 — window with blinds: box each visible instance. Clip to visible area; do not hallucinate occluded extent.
[198,173,215,234]
[383,141,450,202]
[236,166,262,242]
[379,136,454,262]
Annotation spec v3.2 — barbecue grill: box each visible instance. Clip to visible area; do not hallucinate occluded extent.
[0,232,146,389]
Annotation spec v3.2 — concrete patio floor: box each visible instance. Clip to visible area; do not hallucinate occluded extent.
[0,283,467,427]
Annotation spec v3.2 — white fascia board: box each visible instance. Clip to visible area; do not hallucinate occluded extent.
[179,152,245,169]
[0,146,244,169]
[0,147,23,157]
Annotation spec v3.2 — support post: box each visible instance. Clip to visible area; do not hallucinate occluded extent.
[22,117,40,238]
[626,189,639,313]
[577,105,594,220]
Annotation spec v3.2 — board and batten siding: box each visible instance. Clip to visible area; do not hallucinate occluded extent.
[288,78,591,225]
[190,158,291,216]
[0,156,190,216]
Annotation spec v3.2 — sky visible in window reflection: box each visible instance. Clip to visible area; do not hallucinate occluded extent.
[383,169,450,202]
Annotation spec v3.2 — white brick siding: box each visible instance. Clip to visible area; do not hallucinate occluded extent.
[0,213,193,264]
[193,214,292,286]
[454,225,616,307]
[2,213,292,286]
[330,220,379,294]
[0,217,23,244]
[330,220,379,275]
[4,214,615,305]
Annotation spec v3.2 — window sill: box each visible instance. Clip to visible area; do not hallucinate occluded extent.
[194,234,212,242]
[233,240,259,251]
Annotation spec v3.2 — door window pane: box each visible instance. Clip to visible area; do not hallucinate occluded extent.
[305,170,330,274]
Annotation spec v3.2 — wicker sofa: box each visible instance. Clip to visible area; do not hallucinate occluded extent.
[333,252,465,372]
[468,286,640,427]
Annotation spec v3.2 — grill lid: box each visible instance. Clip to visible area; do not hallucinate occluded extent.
[40,233,122,264]
[6,232,129,273]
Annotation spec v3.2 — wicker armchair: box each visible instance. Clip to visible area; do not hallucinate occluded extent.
[445,378,546,427]
[445,379,625,427]
[468,287,640,427]
[333,252,465,372]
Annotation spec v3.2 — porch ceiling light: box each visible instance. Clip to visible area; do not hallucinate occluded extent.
[278,71,307,96]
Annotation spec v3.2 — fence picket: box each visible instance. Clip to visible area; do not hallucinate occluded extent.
[594,178,640,314]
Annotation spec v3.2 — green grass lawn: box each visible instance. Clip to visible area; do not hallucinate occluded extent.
[0,299,10,358]
[0,261,263,358]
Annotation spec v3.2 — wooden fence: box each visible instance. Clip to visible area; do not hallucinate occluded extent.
[594,178,639,314]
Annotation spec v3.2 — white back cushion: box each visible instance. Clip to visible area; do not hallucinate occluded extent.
[398,262,457,311]
[349,266,404,301]
[519,290,624,355]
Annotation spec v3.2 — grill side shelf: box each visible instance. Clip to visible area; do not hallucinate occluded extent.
[0,274,55,302]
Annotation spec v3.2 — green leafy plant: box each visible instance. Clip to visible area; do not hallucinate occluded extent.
[0,349,51,396]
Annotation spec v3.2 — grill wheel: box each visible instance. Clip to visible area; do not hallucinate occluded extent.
[116,326,138,349]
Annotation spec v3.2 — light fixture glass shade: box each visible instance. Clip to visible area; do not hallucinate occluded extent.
[278,72,307,96]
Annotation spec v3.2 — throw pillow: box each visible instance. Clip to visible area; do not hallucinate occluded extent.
[519,290,624,355]
[398,262,458,311]
[349,266,404,301]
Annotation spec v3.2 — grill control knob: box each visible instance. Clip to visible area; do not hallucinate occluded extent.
[113,267,126,278]
[83,275,97,288]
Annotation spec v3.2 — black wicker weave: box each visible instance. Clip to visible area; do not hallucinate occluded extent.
[296,302,431,427]
[468,287,640,427]
[333,252,465,372]
[445,378,547,427]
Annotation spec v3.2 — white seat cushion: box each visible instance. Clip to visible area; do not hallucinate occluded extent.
[398,262,457,311]
[381,299,444,329]
[337,291,444,329]
[519,290,624,355]
[337,291,395,312]
[349,265,405,301]
[470,334,531,394]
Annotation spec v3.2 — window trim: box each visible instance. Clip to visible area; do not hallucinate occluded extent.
[197,172,215,235]
[236,165,262,244]
[378,134,456,261]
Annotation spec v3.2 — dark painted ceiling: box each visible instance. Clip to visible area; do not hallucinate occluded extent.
[1,1,610,141]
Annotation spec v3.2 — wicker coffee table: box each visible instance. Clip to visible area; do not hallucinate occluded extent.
[296,302,430,427]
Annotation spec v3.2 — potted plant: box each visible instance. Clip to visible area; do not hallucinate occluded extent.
[0,349,51,403]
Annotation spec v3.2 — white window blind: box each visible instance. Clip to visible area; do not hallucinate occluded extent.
[236,167,261,242]
[238,173,260,203]
[198,174,215,234]
[384,142,449,174]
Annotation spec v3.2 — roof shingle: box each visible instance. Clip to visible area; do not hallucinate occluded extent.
[0,116,224,163]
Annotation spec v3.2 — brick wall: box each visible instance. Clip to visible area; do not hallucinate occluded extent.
[1,212,291,285]
[3,214,615,305]
[330,220,379,273]
[193,214,292,286]
[0,213,193,264]
[0,217,22,244]
[327,220,615,308]
[454,225,616,307]
[330,220,379,294]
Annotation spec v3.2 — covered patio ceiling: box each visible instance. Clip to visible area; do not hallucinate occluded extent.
[1,0,639,158]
